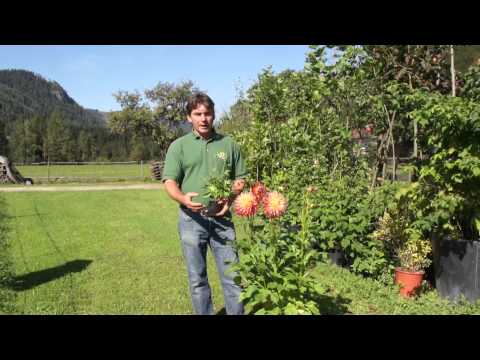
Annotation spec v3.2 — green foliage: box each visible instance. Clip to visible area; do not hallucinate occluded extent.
[460,64,480,102]
[454,45,480,73]
[203,169,232,201]
[108,81,198,160]
[145,80,198,124]
[311,177,400,277]
[218,98,252,135]
[45,111,75,161]
[405,91,480,240]
[233,67,356,208]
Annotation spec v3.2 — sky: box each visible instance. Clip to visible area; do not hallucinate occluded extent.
[0,45,312,116]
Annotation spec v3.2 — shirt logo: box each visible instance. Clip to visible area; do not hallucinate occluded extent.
[216,152,227,161]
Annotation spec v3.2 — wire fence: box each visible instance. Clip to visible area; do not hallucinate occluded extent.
[15,160,164,183]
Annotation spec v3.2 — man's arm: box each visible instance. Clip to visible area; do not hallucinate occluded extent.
[164,179,204,213]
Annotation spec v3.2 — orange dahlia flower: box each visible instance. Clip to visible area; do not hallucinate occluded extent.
[263,191,288,218]
[234,191,258,217]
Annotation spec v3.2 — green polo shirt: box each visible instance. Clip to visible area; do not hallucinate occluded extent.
[162,130,248,206]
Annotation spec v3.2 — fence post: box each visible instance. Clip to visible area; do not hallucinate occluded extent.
[47,160,50,183]
[141,160,144,180]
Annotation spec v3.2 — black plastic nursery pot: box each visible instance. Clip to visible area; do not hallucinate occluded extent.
[202,200,223,217]
[327,248,347,268]
[432,236,480,303]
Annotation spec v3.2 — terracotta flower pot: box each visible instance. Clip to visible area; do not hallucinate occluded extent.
[394,268,424,298]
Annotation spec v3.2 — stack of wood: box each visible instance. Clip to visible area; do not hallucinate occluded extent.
[0,156,33,184]
[150,161,164,180]
[0,161,9,183]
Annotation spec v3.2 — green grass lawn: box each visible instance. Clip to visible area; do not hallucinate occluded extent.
[1,189,225,314]
[2,188,480,315]
[16,163,151,182]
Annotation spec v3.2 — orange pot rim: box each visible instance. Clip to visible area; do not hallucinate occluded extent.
[395,267,425,276]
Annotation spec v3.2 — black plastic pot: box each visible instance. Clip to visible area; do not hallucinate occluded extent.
[432,236,480,303]
[328,248,347,268]
[201,201,222,217]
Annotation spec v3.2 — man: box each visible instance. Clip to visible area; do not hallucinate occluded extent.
[162,93,247,315]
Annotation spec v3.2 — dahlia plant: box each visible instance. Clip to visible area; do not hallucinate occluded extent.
[230,184,325,315]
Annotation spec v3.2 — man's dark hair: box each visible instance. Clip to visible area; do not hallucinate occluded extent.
[186,93,215,116]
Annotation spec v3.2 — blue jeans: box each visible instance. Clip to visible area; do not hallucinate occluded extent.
[178,207,244,315]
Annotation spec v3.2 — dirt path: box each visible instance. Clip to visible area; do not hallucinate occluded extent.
[0,183,164,192]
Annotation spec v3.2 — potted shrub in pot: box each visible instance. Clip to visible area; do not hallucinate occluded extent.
[372,199,432,298]
[406,91,480,302]
[394,234,432,298]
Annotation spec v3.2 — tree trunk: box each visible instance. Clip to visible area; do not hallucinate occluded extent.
[450,45,456,97]
[383,105,397,181]
[408,57,417,183]
[390,112,397,181]
[371,128,391,188]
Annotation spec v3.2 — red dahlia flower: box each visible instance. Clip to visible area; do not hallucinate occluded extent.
[251,181,267,202]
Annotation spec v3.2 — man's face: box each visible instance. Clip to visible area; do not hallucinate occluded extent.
[187,104,214,138]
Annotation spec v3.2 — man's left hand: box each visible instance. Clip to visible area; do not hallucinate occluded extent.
[214,199,231,217]
[214,179,246,217]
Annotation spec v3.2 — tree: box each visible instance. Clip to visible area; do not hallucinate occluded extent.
[0,121,7,156]
[108,81,200,160]
[454,45,480,73]
[218,97,253,135]
[306,45,457,186]
[46,111,73,161]
[145,80,199,124]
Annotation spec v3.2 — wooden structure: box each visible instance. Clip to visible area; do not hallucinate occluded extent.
[0,156,33,184]
[150,161,164,181]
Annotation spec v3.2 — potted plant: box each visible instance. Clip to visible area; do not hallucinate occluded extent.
[406,91,480,302]
[395,234,432,298]
[202,169,233,217]
[372,199,432,298]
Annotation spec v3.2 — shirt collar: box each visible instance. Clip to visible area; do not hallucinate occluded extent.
[192,128,219,141]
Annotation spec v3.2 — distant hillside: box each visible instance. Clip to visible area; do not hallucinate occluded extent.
[0,69,106,127]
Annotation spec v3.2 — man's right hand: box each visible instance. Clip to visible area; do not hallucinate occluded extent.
[182,192,204,212]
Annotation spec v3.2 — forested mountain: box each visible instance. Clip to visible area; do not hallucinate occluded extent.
[0,69,154,162]
[0,69,191,163]
[0,69,105,126]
